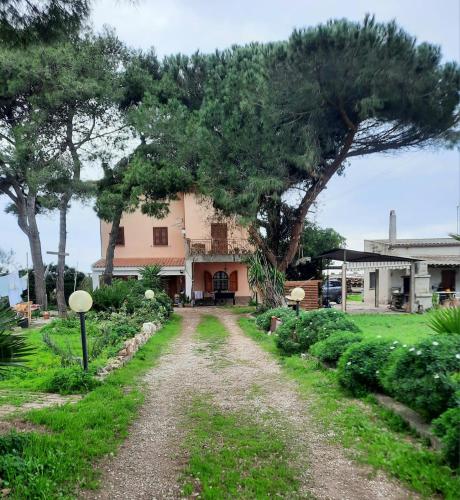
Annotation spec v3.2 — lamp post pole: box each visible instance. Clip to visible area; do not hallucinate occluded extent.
[68,290,93,372]
[79,311,89,372]
[296,300,300,316]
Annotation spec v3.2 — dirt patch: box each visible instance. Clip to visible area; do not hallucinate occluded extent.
[0,419,49,435]
[0,391,82,419]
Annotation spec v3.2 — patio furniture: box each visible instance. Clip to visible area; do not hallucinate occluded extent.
[213,291,235,305]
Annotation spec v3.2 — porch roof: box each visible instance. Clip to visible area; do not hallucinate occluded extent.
[92,257,185,269]
[316,248,419,264]
[416,255,460,266]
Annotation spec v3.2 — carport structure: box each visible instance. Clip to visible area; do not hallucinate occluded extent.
[317,249,421,312]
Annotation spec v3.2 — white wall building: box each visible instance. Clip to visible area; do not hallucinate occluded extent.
[363,211,460,311]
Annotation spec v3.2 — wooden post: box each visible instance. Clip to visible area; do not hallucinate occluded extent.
[341,262,347,312]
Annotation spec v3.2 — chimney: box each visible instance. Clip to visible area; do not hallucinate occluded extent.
[389,210,397,245]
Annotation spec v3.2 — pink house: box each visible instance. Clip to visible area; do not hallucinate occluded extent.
[92,193,253,304]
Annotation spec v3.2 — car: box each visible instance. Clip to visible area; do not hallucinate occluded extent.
[322,280,343,304]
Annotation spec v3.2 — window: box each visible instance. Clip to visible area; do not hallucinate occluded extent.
[369,272,376,290]
[153,227,168,246]
[213,271,228,291]
[115,227,125,246]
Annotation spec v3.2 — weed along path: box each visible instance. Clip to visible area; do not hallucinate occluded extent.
[85,308,418,499]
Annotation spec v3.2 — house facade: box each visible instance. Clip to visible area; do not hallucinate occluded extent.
[92,193,253,304]
[363,211,460,310]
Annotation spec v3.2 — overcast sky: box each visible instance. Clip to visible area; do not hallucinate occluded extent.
[1,0,459,272]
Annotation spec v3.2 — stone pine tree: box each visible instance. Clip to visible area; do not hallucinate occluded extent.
[0,31,127,313]
[0,0,90,46]
[0,0,89,310]
[94,50,192,286]
[43,32,128,316]
[167,17,458,277]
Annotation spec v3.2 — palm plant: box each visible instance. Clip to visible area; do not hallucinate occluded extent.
[0,305,34,371]
[139,265,163,291]
[427,306,460,335]
[246,251,286,308]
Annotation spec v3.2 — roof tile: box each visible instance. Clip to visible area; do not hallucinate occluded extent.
[92,257,185,269]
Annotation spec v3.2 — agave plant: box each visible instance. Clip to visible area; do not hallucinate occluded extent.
[0,305,34,371]
[427,306,460,335]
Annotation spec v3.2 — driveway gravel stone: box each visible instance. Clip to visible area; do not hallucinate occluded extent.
[83,308,419,500]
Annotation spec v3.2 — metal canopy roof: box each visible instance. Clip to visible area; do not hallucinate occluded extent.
[316,248,420,263]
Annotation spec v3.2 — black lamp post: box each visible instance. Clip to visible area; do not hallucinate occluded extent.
[68,290,93,372]
[290,287,305,317]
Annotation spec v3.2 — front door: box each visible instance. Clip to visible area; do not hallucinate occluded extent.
[441,270,456,291]
[211,223,228,254]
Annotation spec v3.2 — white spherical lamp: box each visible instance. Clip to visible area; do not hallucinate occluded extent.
[144,289,155,300]
[290,287,305,302]
[68,290,93,313]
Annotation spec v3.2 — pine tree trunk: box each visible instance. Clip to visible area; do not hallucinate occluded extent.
[16,195,48,310]
[103,208,122,286]
[56,195,70,317]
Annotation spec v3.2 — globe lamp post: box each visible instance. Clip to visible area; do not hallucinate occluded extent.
[68,290,93,371]
[144,289,155,300]
[290,287,305,317]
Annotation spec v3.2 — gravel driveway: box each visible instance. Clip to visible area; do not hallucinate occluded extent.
[83,308,418,500]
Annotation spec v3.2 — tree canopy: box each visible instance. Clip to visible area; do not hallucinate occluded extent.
[136,16,459,272]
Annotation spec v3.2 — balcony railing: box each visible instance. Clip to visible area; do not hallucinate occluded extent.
[187,239,252,256]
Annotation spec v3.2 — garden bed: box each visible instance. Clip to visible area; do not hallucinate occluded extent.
[251,306,460,473]
[240,314,460,498]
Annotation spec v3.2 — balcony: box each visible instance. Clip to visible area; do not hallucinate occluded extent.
[186,239,252,261]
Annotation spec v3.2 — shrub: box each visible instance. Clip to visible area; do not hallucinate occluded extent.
[309,331,363,366]
[274,317,302,354]
[43,366,99,394]
[255,307,296,331]
[380,335,460,419]
[432,407,460,469]
[91,280,135,312]
[427,307,460,334]
[276,309,360,354]
[337,339,395,396]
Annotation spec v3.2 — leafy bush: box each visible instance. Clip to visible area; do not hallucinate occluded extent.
[276,309,360,354]
[255,307,296,331]
[427,307,460,334]
[91,280,135,312]
[432,407,460,469]
[91,276,173,317]
[274,317,302,354]
[337,339,395,396]
[309,331,363,366]
[380,335,460,419]
[43,366,99,394]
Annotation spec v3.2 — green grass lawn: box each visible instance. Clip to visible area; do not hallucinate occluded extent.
[182,396,300,499]
[352,313,433,344]
[347,293,363,302]
[238,317,459,499]
[0,315,182,499]
[0,326,109,394]
[222,305,257,314]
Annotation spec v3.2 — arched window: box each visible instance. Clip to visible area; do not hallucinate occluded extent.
[213,271,228,291]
